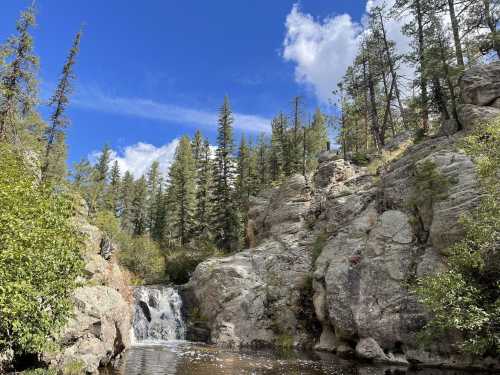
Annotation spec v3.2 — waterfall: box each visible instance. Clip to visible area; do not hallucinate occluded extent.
[131,286,186,344]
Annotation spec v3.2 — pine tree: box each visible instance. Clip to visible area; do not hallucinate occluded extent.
[212,96,241,252]
[290,96,304,173]
[120,171,135,233]
[132,175,148,236]
[146,161,161,233]
[151,182,167,242]
[191,129,204,169]
[194,138,213,240]
[0,4,39,143]
[394,0,431,133]
[41,30,81,181]
[307,108,328,170]
[168,136,196,245]
[106,160,121,215]
[72,158,93,205]
[255,133,269,187]
[236,134,251,221]
[270,113,287,182]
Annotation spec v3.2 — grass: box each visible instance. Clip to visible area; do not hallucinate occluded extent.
[62,360,86,375]
[366,139,413,175]
[276,334,294,350]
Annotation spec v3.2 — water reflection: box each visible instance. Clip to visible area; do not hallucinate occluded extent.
[100,342,486,375]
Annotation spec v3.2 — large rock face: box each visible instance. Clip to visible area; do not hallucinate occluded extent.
[458,61,500,130]
[44,202,133,374]
[184,62,499,370]
[461,61,500,106]
[184,175,319,348]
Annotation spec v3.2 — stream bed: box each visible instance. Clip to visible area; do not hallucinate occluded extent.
[99,341,484,375]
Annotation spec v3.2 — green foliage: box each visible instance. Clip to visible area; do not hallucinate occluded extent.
[93,210,122,242]
[414,118,500,356]
[22,368,57,375]
[351,152,370,166]
[276,334,294,350]
[62,359,85,375]
[410,159,450,209]
[118,235,165,284]
[168,136,196,244]
[0,145,84,355]
[212,96,242,252]
[165,241,222,284]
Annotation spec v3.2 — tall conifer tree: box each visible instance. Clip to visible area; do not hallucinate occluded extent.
[41,30,81,181]
[212,96,241,252]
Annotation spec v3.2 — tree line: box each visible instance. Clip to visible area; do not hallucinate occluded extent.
[336,0,499,154]
[74,96,328,254]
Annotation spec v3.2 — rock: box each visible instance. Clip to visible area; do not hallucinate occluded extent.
[0,349,13,373]
[184,174,319,349]
[438,118,459,136]
[422,151,480,251]
[318,150,340,163]
[184,238,316,349]
[185,321,211,343]
[100,235,115,260]
[185,67,498,368]
[314,158,354,188]
[461,61,500,106]
[44,213,132,374]
[458,103,500,130]
[54,286,131,374]
[355,338,387,361]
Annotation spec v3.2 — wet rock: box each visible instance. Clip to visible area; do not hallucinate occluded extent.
[355,338,387,361]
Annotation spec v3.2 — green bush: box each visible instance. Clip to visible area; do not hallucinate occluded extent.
[414,118,500,356]
[62,359,85,375]
[351,152,370,166]
[165,241,222,284]
[118,235,165,284]
[0,145,84,355]
[21,368,57,375]
[93,210,122,241]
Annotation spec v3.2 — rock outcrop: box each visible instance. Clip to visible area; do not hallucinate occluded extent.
[44,200,132,374]
[185,62,500,370]
[184,175,320,348]
[458,61,500,130]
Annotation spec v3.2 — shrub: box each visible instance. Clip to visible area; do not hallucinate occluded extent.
[414,118,500,356]
[118,235,165,284]
[351,152,370,166]
[164,241,222,284]
[0,145,84,355]
[93,210,122,241]
[63,360,85,375]
[22,369,57,375]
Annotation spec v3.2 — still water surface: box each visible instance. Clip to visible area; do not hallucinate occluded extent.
[100,341,482,375]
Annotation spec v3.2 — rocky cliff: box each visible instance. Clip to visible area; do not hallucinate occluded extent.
[44,200,133,374]
[184,62,500,369]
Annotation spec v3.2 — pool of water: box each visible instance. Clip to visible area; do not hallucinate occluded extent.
[99,341,481,375]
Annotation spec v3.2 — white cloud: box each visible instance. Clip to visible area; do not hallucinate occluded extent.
[283,1,413,103]
[73,85,271,134]
[91,139,180,178]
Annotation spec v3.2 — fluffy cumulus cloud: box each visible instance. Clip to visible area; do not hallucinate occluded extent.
[283,1,412,103]
[74,85,271,133]
[91,139,180,178]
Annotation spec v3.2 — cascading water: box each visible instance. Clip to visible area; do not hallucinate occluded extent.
[131,286,186,344]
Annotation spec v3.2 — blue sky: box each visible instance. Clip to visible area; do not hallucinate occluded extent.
[1,1,405,176]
